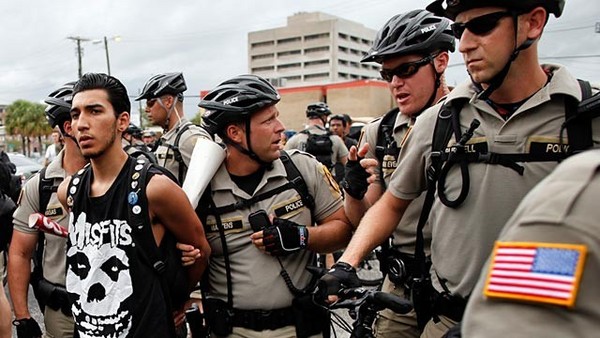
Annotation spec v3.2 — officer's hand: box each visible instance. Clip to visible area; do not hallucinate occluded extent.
[13,318,42,338]
[262,218,309,256]
[176,242,202,267]
[314,262,361,304]
[341,144,372,200]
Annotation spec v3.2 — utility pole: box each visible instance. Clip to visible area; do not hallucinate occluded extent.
[103,36,111,75]
[67,36,90,78]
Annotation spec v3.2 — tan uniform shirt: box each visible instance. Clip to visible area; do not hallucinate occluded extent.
[154,118,211,183]
[388,64,600,297]
[463,149,600,337]
[204,150,343,310]
[13,150,68,285]
[284,125,348,169]
[361,110,430,254]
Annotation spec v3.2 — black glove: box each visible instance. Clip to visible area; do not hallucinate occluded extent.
[341,157,370,200]
[263,218,309,256]
[13,318,42,338]
[314,262,361,303]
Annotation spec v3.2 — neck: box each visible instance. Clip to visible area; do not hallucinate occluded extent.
[89,144,129,187]
[166,108,183,131]
[488,49,546,103]
[225,145,261,176]
[63,140,88,176]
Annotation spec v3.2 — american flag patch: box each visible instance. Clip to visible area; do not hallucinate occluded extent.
[484,242,587,307]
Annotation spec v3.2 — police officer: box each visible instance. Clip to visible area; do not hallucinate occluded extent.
[463,149,600,336]
[197,74,353,337]
[8,82,88,338]
[320,0,600,337]
[342,9,454,338]
[285,102,348,181]
[136,72,211,184]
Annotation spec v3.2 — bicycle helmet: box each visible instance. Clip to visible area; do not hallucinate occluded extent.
[45,82,76,133]
[199,74,281,166]
[306,102,331,118]
[125,123,143,139]
[426,0,565,20]
[199,74,280,133]
[135,72,187,101]
[362,9,455,64]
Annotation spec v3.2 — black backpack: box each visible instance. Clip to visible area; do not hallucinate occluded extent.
[156,122,200,183]
[124,143,158,164]
[301,130,334,169]
[374,108,401,190]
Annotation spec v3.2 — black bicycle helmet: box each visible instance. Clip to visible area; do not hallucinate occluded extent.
[44,82,76,133]
[306,102,331,118]
[199,74,280,133]
[125,123,143,139]
[426,0,565,20]
[362,9,455,63]
[135,72,187,101]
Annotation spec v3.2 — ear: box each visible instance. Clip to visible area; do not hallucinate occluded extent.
[524,7,547,40]
[62,120,72,135]
[117,112,130,133]
[433,51,450,73]
[225,123,244,144]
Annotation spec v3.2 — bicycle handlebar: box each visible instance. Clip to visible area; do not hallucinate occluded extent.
[329,287,412,314]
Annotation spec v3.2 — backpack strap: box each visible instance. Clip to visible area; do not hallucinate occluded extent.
[563,79,595,153]
[126,159,178,337]
[161,122,194,183]
[375,108,400,190]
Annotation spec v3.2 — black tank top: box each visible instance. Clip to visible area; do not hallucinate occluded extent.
[66,157,172,338]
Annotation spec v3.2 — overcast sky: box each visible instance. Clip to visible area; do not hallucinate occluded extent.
[0,0,598,123]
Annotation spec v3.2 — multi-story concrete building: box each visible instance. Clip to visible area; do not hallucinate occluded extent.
[248,11,380,87]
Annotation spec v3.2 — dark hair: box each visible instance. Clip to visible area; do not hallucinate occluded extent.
[329,114,347,127]
[73,73,131,117]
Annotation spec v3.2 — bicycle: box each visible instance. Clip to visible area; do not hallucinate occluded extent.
[325,287,412,338]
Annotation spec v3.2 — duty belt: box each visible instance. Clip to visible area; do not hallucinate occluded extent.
[431,289,468,322]
[232,307,295,331]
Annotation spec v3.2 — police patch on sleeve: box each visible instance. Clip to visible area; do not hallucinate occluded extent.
[484,241,587,308]
[319,164,341,196]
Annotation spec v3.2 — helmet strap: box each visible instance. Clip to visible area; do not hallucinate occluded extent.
[224,119,273,169]
[475,11,537,100]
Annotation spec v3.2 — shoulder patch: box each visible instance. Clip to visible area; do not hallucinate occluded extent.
[484,241,587,308]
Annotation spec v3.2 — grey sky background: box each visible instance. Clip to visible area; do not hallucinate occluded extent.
[0,0,598,124]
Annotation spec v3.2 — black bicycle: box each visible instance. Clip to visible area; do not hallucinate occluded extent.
[326,287,412,338]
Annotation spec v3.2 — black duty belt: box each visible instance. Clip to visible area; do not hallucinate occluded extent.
[232,307,295,331]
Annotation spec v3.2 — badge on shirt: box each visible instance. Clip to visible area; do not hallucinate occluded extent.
[484,241,587,308]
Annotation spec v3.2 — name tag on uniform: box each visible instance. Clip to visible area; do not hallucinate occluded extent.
[44,206,63,217]
[484,241,587,308]
[445,137,488,154]
[204,216,244,234]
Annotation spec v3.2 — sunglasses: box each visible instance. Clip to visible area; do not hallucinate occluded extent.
[146,98,158,108]
[451,11,512,39]
[379,55,435,82]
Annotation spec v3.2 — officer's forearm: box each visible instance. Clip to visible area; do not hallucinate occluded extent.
[308,209,353,253]
[8,239,34,319]
[340,191,411,267]
[344,183,383,228]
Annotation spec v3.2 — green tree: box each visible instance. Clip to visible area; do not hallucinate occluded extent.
[191,110,203,126]
[5,99,52,156]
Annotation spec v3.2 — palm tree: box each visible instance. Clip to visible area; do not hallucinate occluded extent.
[5,100,52,156]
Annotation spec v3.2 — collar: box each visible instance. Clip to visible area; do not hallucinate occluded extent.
[46,150,67,179]
[210,156,288,196]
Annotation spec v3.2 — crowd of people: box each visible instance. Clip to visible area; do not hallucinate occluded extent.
[0,0,599,337]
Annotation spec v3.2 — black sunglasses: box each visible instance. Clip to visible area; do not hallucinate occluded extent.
[146,98,158,108]
[379,55,435,82]
[451,11,512,39]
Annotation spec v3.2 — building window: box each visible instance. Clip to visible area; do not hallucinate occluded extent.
[338,33,348,40]
[284,75,301,81]
[305,46,329,54]
[278,63,301,70]
[362,38,371,45]
[350,36,360,43]
[251,53,274,60]
[277,37,301,44]
[277,50,301,57]
[338,60,349,66]
[338,46,348,53]
[305,60,329,67]
[251,66,275,72]
[251,40,274,49]
[305,32,330,41]
[338,72,349,79]
[305,72,329,80]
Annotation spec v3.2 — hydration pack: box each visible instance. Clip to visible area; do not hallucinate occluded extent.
[301,130,333,169]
